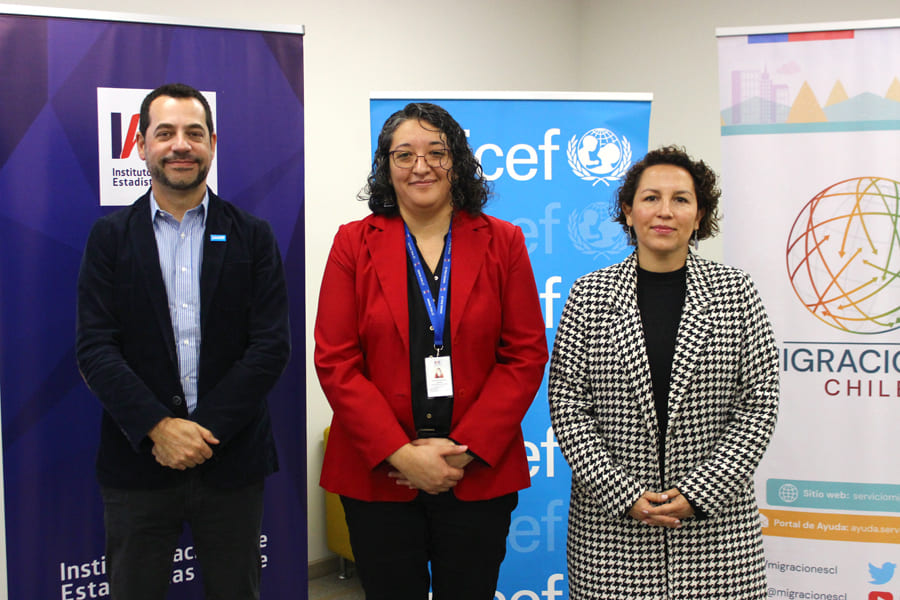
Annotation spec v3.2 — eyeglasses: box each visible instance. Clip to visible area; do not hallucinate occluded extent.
[389,147,451,170]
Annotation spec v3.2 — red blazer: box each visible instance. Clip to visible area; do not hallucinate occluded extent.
[315,211,548,501]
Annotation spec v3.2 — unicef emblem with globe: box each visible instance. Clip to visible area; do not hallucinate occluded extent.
[568,203,630,261]
[567,128,632,187]
[566,128,633,261]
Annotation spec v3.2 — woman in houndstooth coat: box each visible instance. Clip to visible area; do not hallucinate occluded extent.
[549,146,779,599]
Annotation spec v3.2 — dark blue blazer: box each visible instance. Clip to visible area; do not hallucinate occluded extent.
[76,190,290,489]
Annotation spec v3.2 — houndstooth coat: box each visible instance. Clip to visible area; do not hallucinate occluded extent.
[549,252,779,600]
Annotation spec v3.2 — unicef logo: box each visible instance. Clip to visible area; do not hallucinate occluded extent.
[786,177,900,334]
[568,202,629,260]
[567,128,632,186]
[778,483,800,504]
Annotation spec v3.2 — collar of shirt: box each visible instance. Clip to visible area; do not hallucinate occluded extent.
[149,189,210,225]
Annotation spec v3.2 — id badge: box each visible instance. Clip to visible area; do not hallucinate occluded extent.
[425,355,453,398]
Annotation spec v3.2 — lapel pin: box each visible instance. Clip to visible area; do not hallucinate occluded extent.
[210,234,227,242]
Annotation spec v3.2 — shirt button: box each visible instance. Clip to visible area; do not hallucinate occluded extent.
[183,339,190,345]
[181,267,187,272]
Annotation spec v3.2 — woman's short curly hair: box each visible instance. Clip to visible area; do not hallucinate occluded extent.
[612,145,721,243]
[360,103,490,216]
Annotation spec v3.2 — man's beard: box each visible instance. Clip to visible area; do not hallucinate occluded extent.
[150,160,209,191]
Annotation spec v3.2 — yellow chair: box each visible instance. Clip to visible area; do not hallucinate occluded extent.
[323,427,355,578]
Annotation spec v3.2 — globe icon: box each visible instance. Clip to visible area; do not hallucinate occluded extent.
[576,129,623,175]
[778,483,799,504]
[786,177,900,334]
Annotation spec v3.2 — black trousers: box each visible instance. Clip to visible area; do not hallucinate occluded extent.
[101,475,264,600]
[341,491,517,600]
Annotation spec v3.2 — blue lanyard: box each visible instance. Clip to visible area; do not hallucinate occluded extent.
[404,223,451,351]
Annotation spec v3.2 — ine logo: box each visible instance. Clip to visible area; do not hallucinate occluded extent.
[96,87,218,206]
[566,128,631,187]
[109,111,141,159]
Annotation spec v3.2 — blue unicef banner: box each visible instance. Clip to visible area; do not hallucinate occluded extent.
[0,8,306,598]
[370,93,651,599]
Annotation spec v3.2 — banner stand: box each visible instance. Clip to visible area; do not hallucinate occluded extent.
[0,7,306,598]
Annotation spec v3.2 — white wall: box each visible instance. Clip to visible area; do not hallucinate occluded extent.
[577,0,900,262]
[5,0,897,575]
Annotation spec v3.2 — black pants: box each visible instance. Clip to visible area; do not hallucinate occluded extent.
[341,491,517,600]
[101,475,264,600]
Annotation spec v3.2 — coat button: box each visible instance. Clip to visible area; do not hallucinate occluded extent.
[171,395,183,406]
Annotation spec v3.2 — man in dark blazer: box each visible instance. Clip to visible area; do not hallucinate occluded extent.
[76,83,290,600]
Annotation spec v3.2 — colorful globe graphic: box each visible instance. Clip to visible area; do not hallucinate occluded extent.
[786,177,900,334]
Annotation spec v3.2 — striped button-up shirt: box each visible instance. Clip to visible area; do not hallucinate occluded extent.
[150,192,208,414]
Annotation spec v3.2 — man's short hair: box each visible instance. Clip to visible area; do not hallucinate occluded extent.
[139,83,214,137]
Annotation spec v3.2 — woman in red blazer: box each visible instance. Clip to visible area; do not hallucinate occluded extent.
[315,103,548,600]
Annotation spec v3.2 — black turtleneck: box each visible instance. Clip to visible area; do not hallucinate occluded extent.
[636,265,687,477]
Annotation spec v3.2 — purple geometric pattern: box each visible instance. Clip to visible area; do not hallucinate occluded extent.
[0,12,305,598]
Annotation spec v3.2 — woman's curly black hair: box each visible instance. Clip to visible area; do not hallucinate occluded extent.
[612,145,721,244]
[360,103,490,216]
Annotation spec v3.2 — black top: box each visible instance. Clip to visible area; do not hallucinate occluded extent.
[407,234,453,438]
[636,265,687,478]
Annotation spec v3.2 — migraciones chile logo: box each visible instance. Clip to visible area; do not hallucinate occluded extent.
[566,128,632,187]
[786,177,900,334]
[96,87,217,207]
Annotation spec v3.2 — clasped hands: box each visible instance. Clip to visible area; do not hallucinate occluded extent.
[148,417,220,470]
[628,488,694,529]
[387,438,473,495]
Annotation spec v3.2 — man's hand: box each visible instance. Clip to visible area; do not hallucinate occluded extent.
[148,417,220,470]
